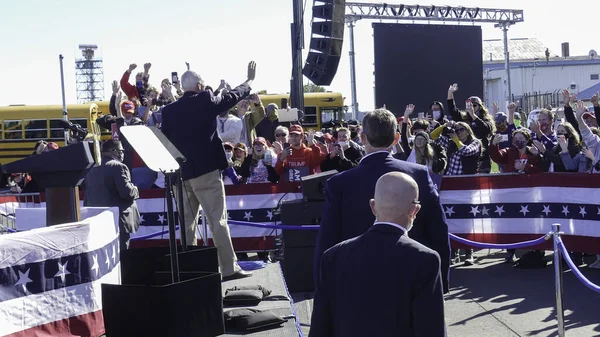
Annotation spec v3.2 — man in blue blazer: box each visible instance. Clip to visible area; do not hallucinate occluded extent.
[161,61,257,281]
[314,108,450,292]
[310,172,446,337]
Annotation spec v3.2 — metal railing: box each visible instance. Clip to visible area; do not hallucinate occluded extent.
[0,193,42,234]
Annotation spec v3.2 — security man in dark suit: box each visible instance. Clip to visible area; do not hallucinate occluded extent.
[310,172,446,337]
[314,108,451,293]
[84,140,140,251]
[160,61,256,281]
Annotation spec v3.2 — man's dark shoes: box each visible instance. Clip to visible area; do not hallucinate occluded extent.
[222,270,253,282]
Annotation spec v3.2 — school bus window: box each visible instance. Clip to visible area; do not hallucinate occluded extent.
[49,119,64,140]
[3,120,22,140]
[303,106,317,126]
[70,119,88,129]
[321,108,337,125]
[24,119,49,139]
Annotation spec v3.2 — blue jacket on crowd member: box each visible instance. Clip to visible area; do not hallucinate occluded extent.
[314,152,451,293]
[161,84,251,181]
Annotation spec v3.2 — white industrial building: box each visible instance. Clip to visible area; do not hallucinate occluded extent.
[482,38,600,112]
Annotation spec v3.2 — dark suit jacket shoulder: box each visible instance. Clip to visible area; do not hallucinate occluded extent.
[84,156,140,233]
[161,84,251,180]
[314,152,450,293]
[309,225,446,337]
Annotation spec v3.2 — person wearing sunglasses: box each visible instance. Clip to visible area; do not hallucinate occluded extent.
[431,120,483,266]
[447,84,495,174]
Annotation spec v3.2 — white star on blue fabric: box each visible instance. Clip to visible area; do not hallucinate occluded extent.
[266,210,274,221]
[542,205,551,216]
[469,206,480,217]
[91,255,100,277]
[158,214,166,224]
[579,206,587,218]
[495,205,505,216]
[562,206,569,216]
[55,261,71,283]
[15,269,32,293]
[444,206,455,217]
[243,211,253,221]
[139,215,145,224]
[481,206,489,216]
[520,205,529,216]
[112,245,117,264]
[105,250,111,269]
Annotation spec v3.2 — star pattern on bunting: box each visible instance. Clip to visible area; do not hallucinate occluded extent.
[91,255,100,277]
[419,203,599,220]
[105,250,111,269]
[55,261,71,284]
[157,214,166,224]
[542,205,552,216]
[266,210,274,221]
[519,205,529,216]
[243,211,253,221]
[579,206,587,218]
[445,206,455,217]
[16,269,33,293]
[469,206,480,217]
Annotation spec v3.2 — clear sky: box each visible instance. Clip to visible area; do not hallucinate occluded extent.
[1,0,598,111]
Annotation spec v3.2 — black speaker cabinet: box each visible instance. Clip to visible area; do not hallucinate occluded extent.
[102,246,224,337]
[300,170,337,202]
[281,199,323,293]
[303,0,346,85]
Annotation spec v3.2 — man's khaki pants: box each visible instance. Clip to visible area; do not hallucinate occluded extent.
[177,169,240,277]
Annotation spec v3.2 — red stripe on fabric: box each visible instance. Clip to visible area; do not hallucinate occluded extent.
[130,237,276,252]
[5,310,104,337]
[451,233,600,254]
[440,173,600,191]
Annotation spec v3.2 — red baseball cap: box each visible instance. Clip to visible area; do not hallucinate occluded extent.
[120,101,135,114]
[289,124,303,135]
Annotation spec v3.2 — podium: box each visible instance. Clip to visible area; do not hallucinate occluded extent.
[1,141,96,226]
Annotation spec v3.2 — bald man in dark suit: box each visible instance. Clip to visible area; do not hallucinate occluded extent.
[310,172,446,337]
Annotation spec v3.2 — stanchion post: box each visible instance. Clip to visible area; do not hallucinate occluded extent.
[202,210,209,247]
[552,223,565,337]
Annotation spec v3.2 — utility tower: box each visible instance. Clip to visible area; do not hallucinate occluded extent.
[75,44,104,103]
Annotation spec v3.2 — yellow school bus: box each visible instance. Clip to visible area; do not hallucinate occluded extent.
[0,92,344,169]
[0,102,112,167]
[259,92,345,130]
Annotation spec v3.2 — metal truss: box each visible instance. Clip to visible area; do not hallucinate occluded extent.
[345,2,524,24]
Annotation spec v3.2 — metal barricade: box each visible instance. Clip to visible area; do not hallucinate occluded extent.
[0,193,42,233]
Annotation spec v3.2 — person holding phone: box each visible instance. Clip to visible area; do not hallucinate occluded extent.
[320,127,364,172]
[274,124,327,182]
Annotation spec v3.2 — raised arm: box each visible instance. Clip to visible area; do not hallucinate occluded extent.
[447,83,465,121]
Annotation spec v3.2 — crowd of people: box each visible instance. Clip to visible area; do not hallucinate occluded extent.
[6,62,600,269]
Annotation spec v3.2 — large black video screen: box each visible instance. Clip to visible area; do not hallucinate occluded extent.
[373,23,483,118]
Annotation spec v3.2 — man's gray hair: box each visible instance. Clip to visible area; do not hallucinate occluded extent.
[274,125,289,135]
[181,70,205,92]
[362,109,398,148]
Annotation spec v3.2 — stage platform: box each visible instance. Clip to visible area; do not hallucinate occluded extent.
[220,262,302,337]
